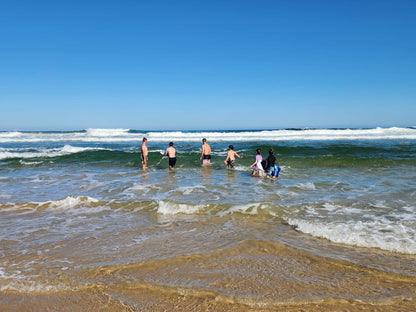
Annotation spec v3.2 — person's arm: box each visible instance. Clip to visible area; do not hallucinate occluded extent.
[200,146,204,160]
[235,151,243,158]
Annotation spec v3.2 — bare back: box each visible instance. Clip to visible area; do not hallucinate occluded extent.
[202,143,211,156]
[227,150,237,161]
[165,146,176,158]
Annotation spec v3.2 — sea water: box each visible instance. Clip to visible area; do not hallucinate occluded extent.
[1,127,416,311]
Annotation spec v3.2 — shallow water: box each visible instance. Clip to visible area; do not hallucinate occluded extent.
[1,128,416,311]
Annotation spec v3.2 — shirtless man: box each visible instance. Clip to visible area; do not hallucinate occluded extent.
[164,142,176,170]
[140,137,148,170]
[200,138,211,165]
[224,145,242,169]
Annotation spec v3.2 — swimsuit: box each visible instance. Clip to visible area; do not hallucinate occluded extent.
[203,154,211,164]
[169,157,177,167]
[227,159,235,168]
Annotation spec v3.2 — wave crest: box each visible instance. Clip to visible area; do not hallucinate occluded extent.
[1,127,416,143]
[286,217,416,254]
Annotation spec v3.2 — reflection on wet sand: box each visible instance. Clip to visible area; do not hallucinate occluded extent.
[2,239,415,312]
[1,212,416,312]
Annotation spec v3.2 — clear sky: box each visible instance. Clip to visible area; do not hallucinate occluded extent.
[0,0,415,130]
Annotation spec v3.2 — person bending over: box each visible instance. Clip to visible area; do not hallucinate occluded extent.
[224,145,242,169]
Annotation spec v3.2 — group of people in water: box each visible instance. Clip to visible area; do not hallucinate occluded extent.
[140,137,280,178]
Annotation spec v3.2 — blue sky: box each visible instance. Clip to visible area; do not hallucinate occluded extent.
[0,0,415,130]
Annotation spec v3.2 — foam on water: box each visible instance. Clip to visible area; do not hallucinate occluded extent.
[156,201,206,215]
[0,266,72,293]
[0,129,140,143]
[124,183,162,195]
[1,196,105,214]
[297,182,316,191]
[1,127,416,143]
[216,203,271,217]
[85,128,131,137]
[150,198,416,254]
[174,185,208,195]
[0,145,107,160]
[45,196,100,210]
[286,216,416,254]
[19,160,43,166]
[146,127,416,141]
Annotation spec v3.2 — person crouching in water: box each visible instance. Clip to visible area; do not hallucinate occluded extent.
[164,142,177,170]
[224,145,242,169]
[266,148,279,178]
[250,148,264,176]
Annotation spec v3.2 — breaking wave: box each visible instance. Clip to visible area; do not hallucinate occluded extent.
[1,127,416,143]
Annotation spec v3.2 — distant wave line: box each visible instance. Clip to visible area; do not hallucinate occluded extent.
[1,127,416,143]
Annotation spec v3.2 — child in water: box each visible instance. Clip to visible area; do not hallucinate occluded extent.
[265,148,280,178]
[224,145,242,169]
[250,148,264,176]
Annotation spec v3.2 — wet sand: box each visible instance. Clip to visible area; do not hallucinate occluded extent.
[2,238,415,311]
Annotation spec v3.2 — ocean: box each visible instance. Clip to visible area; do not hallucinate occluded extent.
[1,127,416,311]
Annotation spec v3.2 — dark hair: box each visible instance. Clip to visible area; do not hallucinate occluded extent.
[169,142,174,146]
[143,137,147,142]
[202,138,207,142]
[229,145,234,150]
[269,148,274,155]
[256,148,261,155]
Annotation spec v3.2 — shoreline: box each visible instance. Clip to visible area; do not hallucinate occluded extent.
[2,237,415,311]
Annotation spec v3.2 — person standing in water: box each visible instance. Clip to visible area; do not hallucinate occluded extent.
[200,138,211,165]
[164,142,177,170]
[250,148,264,176]
[140,137,148,170]
[266,148,280,178]
[224,145,242,169]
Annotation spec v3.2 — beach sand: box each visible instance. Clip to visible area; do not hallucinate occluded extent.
[2,239,415,311]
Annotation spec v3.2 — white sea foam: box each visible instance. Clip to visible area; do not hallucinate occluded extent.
[175,185,207,195]
[19,160,43,166]
[1,127,416,143]
[232,164,250,171]
[0,267,69,293]
[297,182,316,191]
[0,145,106,160]
[0,129,140,143]
[3,196,105,213]
[85,128,130,137]
[217,203,267,217]
[123,183,162,197]
[46,196,100,210]
[136,127,416,141]
[156,201,205,215]
[0,279,70,293]
[286,217,416,254]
